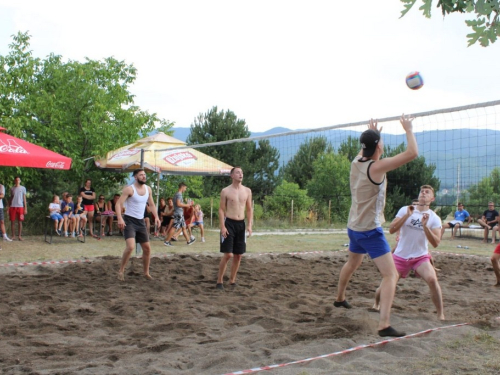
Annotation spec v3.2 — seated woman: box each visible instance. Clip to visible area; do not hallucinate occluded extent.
[48,195,64,236]
[160,197,174,237]
[106,194,121,236]
[74,196,88,237]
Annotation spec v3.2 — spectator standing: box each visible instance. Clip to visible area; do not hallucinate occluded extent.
[477,202,499,243]
[80,179,97,238]
[0,183,13,242]
[189,204,205,242]
[163,183,196,247]
[9,176,27,241]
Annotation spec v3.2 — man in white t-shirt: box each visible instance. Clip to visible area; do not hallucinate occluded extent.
[373,184,444,320]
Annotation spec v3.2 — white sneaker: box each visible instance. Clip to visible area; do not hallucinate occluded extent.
[71,232,76,238]
[201,237,205,243]
[3,235,12,242]
[190,235,195,241]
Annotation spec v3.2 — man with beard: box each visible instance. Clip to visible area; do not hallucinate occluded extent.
[116,169,161,281]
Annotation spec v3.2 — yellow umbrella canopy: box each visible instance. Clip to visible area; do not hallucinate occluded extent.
[94,132,232,176]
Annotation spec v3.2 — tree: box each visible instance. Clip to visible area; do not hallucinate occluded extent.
[400,0,500,46]
[264,180,313,219]
[384,143,441,219]
[0,32,173,207]
[465,167,500,215]
[307,151,351,221]
[282,136,333,190]
[186,106,280,200]
[338,135,360,162]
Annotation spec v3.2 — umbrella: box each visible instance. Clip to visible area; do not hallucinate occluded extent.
[94,132,232,176]
[0,127,72,170]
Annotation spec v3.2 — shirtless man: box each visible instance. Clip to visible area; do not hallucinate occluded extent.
[117,169,161,281]
[216,167,253,290]
[373,185,445,320]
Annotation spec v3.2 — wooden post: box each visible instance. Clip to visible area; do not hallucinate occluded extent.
[328,200,331,226]
[210,197,213,228]
[291,199,294,224]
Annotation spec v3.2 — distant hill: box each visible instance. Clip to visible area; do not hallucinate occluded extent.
[170,126,499,190]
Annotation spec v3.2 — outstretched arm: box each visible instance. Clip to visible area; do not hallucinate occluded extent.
[370,114,418,180]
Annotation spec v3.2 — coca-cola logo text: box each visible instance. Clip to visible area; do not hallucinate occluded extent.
[0,139,28,154]
[46,161,66,169]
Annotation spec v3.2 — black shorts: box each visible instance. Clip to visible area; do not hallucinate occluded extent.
[123,215,149,244]
[161,216,172,227]
[220,218,246,255]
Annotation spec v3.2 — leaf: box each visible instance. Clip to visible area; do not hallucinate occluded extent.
[419,0,434,17]
[400,0,418,18]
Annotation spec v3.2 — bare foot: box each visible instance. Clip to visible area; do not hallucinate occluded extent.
[370,303,380,311]
[494,282,500,287]
[483,240,488,243]
[117,272,125,282]
[144,274,153,280]
[434,267,441,272]
[18,236,23,241]
[438,314,445,320]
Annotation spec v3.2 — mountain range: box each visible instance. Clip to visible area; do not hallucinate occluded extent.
[171,127,500,190]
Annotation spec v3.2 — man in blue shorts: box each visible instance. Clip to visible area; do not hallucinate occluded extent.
[334,115,418,337]
[216,167,253,290]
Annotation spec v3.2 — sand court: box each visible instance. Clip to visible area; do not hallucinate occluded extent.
[0,251,499,374]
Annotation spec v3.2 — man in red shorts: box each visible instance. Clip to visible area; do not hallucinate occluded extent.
[79,178,97,238]
[9,176,27,241]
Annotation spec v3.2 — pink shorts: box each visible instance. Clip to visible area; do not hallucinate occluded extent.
[393,254,431,278]
[84,205,95,212]
[9,207,25,222]
[494,244,500,255]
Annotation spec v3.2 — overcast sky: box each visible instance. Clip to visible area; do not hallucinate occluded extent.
[1,1,499,133]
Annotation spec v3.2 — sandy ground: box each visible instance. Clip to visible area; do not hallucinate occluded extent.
[1,250,500,374]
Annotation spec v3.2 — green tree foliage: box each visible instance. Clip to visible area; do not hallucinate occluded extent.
[337,135,360,162]
[307,152,351,221]
[400,0,500,46]
[384,143,441,219]
[465,167,500,214]
[282,136,333,190]
[186,106,280,201]
[264,180,313,219]
[0,32,173,207]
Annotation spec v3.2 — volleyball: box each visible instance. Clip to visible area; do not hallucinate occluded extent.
[406,71,424,90]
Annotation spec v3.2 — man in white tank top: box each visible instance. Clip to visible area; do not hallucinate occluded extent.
[334,115,418,338]
[116,169,161,281]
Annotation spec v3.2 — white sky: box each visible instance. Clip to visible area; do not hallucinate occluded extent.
[1,0,499,133]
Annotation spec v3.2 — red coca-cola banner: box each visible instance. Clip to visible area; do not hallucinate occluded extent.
[0,127,72,170]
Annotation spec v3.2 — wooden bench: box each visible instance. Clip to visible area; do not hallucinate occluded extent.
[45,216,86,244]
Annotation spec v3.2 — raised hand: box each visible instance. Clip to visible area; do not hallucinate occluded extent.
[400,113,415,132]
[368,118,383,134]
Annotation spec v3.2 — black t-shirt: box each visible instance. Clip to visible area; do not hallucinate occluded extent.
[483,209,499,223]
[79,186,95,206]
